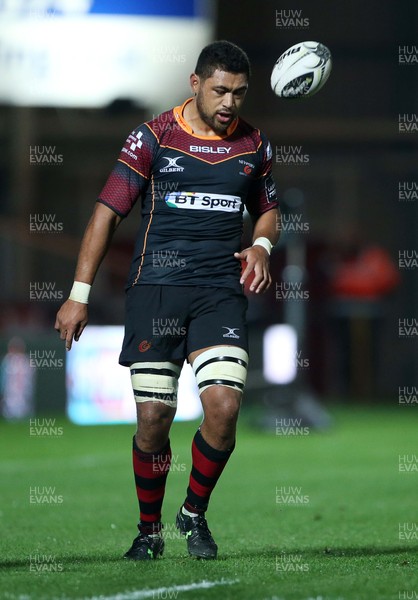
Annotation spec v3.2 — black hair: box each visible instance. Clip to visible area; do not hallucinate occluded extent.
[195,40,251,80]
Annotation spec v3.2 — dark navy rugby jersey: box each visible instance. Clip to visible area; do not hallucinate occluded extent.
[98,98,279,291]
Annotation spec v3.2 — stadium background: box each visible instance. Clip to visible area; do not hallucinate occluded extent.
[0,0,416,415]
[0,1,417,599]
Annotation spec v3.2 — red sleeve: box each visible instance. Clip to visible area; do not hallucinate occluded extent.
[245,132,279,218]
[97,124,156,218]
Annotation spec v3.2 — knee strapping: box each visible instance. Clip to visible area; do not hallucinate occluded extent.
[130,362,181,407]
[192,347,249,394]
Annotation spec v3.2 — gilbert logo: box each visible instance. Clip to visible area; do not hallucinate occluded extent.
[222,327,240,339]
[159,156,184,173]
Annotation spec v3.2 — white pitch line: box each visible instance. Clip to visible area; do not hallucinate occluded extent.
[79,579,239,600]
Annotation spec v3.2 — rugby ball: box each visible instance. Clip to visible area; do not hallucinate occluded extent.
[271,41,332,98]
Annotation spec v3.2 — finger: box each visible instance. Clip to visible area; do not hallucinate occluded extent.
[235,248,252,261]
[264,271,272,291]
[74,322,87,342]
[240,261,254,284]
[65,329,76,351]
[256,265,271,293]
[63,327,76,350]
[250,263,264,292]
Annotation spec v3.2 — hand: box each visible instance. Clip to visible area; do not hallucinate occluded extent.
[54,300,88,351]
[234,245,272,294]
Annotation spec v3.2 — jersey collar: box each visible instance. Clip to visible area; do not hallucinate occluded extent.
[173,97,238,140]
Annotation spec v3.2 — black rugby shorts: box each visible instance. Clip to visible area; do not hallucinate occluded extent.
[119,285,248,366]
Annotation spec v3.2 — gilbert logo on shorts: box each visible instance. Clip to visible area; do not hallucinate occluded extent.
[165,191,241,212]
[222,327,240,339]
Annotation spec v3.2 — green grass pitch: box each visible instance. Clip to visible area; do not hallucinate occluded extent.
[0,406,417,600]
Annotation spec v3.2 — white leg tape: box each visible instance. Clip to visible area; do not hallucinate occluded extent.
[192,346,249,395]
[130,362,181,407]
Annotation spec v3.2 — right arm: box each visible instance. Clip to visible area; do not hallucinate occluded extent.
[54,202,122,350]
[56,122,156,350]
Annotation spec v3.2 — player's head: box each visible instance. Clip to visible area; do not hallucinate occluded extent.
[194,40,251,81]
[190,41,251,135]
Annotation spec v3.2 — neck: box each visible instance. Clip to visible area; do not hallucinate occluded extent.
[182,98,222,137]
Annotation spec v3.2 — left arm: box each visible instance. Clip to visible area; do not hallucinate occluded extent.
[234,206,281,293]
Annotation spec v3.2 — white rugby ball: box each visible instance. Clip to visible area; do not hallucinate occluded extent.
[271,41,332,98]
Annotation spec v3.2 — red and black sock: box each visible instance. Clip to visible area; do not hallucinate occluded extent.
[132,435,171,534]
[184,429,235,514]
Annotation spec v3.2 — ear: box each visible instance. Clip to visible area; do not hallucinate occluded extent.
[189,73,200,95]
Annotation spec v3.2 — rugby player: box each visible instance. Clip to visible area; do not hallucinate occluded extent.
[55,40,280,560]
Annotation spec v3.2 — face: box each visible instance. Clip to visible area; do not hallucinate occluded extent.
[192,69,248,134]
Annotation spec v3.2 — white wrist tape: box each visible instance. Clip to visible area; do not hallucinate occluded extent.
[69,281,91,304]
[252,237,273,255]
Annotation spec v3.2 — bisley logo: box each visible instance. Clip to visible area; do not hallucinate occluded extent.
[189,145,231,154]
